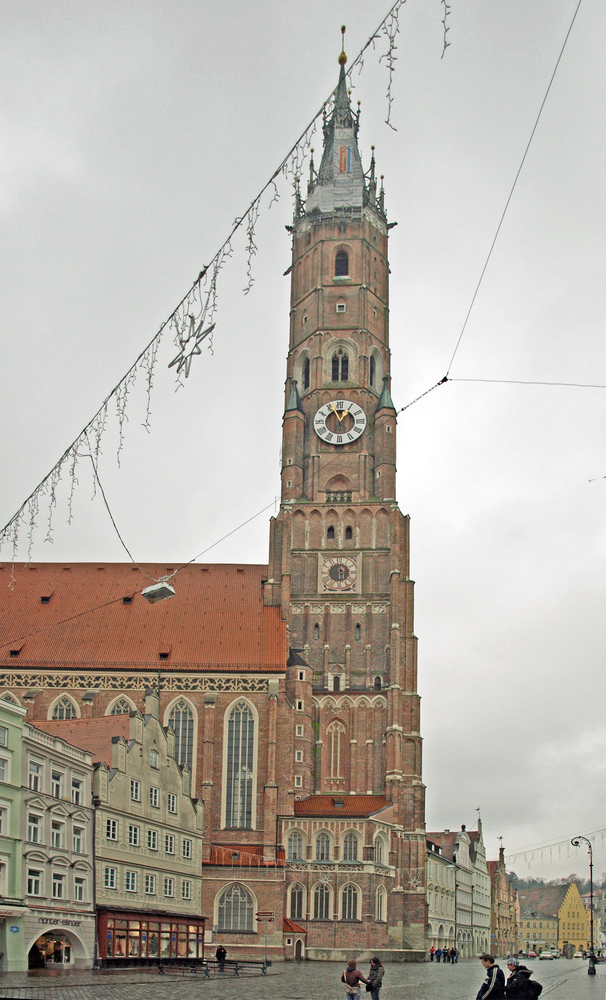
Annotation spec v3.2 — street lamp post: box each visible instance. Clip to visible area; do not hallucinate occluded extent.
[571,836,596,976]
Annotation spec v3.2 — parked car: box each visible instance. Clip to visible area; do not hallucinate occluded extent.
[573,951,584,959]
[527,951,537,958]
[539,951,553,960]
[550,949,560,958]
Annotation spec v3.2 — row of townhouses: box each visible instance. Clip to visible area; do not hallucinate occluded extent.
[0,691,203,970]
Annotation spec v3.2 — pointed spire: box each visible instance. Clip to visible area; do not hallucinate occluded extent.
[307,148,315,196]
[285,379,303,413]
[376,376,395,412]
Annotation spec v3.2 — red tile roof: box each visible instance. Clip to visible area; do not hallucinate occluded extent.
[283,917,306,934]
[517,884,570,919]
[203,844,285,867]
[0,563,286,672]
[32,716,131,765]
[294,795,388,817]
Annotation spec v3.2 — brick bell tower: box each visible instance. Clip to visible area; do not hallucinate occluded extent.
[266,36,426,953]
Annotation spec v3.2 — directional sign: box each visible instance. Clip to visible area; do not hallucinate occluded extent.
[256,916,274,922]
[256,910,274,917]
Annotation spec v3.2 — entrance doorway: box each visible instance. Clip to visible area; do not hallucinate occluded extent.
[29,933,72,968]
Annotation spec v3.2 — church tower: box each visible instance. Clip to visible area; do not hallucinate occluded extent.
[268,36,426,955]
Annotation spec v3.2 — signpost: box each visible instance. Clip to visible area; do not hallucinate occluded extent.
[255,912,274,967]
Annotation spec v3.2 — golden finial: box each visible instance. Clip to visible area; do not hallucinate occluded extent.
[339,25,347,66]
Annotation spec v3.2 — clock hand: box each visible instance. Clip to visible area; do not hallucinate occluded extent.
[336,408,349,423]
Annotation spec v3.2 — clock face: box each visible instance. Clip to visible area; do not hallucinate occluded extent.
[321,556,358,593]
[314,399,367,445]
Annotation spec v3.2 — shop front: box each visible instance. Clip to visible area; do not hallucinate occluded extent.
[0,905,29,972]
[97,908,205,967]
[24,912,96,970]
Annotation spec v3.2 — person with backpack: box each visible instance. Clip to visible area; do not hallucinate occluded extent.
[505,957,542,998]
[341,959,369,1000]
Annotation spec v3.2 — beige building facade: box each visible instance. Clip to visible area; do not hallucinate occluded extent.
[426,839,455,953]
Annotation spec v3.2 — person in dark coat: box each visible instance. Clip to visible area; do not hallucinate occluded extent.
[450,947,458,963]
[505,957,535,998]
[367,957,384,1000]
[215,945,226,971]
[435,947,442,963]
[476,953,505,1000]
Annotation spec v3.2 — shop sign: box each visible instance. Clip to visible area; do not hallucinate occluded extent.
[9,926,19,933]
[38,917,81,927]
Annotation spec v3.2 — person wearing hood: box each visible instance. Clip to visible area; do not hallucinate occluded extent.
[505,957,536,998]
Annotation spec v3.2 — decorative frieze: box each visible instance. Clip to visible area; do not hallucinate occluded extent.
[0,672,271,693]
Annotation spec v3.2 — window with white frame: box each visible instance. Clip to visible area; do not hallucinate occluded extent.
[52,872,65,899]
[0,806,7,835]
[164,876,174,897]
[106,818,118,841]
[28,760,42,791]
[130,779,141,802]
[128,824,140,847]
[147,829,158,850]
[182,838,192,860]
[27,868,42,895]
[71,778,83,805]
[0,756,9,783]
[295,750,303,763]
[290,882,304,920]
[313,882,330,920]
[287,831,303,861]
[294,775,302,787]
[327,720,346,778]
[125,870,137,893]
[51,770,64,798]
[165,834,175,854]
[217,882,254,932]
[27,813,41,843]
[168,699,194,772]
[376,885,386,922]
[74,876,86,901]
[225,700,255,829]
[0,727,7,747]
[181,879,192,901]
[104,866,117,889]
[145,873,156,895]
[149,750,159,769]
[296,700,304,711]
[167,793,177,814]
[295,725,304,737]
[52,697,77,720]
[315,832,330,862]
[149,786,159,809]
[73,826,84,853]
[51,820,64,849]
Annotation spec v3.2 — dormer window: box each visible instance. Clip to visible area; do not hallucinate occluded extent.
[335,250,349,277]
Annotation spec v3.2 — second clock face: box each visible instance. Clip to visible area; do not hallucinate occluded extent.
[314,399,367,445]
[321,556,358,592]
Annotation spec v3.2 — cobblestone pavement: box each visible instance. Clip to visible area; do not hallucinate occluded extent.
[0,958,603,1000]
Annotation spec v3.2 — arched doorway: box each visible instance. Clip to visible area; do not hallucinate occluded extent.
[28,927,89,969]
[295,938,304,960]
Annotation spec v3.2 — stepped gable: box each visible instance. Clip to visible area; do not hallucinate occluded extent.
[0,562,286,672]
[518,883,569,918]
[33,716,131,765]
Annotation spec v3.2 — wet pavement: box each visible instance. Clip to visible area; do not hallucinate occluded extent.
[0,957,603,999]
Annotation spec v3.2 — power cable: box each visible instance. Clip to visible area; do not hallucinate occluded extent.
[445,0,585,376]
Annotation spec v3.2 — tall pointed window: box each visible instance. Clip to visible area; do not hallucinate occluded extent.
[313,623,320,640]
[313,882,330,919]
[332,349,349,381]
[335,250,349,276]
[370,354,376,388]
[225,701,255,829]
[302,357,311,390]
[110,698,132,715]
[168,700,194,770]
[376,885,386,921]
[217,883,254,932]
[290,883,304,920]
[52,697,77,720]
[343,832,358,862]
[342,884,359,920]
[327,720,346,778]
[288,832,303,861]
[315,832,330,861]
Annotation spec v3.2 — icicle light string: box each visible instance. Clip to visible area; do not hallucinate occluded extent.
[0,0,418,562]
[506,825,606,867]
[445,0,584,377]
[441,0,452,59]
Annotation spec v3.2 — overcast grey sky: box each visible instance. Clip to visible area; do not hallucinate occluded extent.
[1,0,605,879]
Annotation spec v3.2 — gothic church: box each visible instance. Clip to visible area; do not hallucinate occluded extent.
[0,47,426,961]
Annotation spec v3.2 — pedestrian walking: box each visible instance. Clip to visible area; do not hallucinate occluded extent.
[342,959,369,1000]
[450,947,457,963]
[435,947,442,963]
[505,956,540,998]
[475,954,505,999]
[366,957,384,1000]
[430,945,435,962]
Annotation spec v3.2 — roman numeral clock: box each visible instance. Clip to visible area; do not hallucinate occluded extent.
[314,399,365,594]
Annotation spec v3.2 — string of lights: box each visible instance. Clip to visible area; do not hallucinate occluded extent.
[506,826,606,867]
[0,0,418,564]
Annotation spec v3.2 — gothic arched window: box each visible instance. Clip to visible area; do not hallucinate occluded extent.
[335,250,349,277]
[225,701,255,829]
[217,883,254,932]
[302,357,310,390]
[110,698,132,715]
[288,832,303,861]
[376,885,386,921]
[332,349,349,381]
[327,526,335,540]
[370,354,376,388]
[327,720,346,778]
[355,623,361,641]
[52,697,77,720]
[315,832,330,862]
[313,623,320,640]
[345,526,353,540]
[374,837,384,865]
[168,700,194,771]
[290,883,304,920]
[343,832,358,862]
[342,884,359,920]
[374,676,382,690]
[313,882,330,919]
[332,675,340,692]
